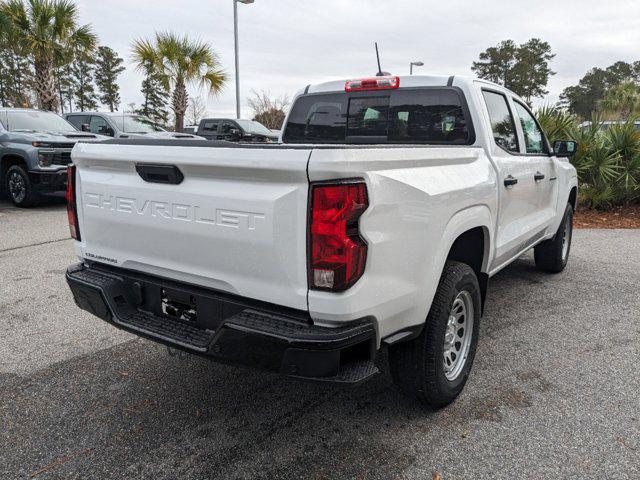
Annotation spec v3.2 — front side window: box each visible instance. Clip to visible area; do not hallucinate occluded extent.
[66,115,90,129]
[482,91,519,153]
[235,119,272,135]
[513,101,546,154]
[283,88,473,144]
[109,115,165,133]
[220,121,237,135]
[89,115,109,134]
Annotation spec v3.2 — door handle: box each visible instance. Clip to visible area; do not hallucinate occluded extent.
[534,172,545,182]
[135,164,184,184]
[503,175,518,188]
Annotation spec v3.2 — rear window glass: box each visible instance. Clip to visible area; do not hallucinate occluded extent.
[283,88,473,144]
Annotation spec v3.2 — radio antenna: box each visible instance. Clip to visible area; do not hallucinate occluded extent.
[374,42,390,77]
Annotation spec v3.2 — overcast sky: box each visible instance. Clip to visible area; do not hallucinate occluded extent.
[76,0,640,119]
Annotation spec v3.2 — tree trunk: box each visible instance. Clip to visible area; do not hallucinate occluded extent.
[34,55,59,112]
[172,79,188,131]
[56,68,64,114]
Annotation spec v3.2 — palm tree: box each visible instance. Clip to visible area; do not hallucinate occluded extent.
[598,81,640,120]
[0,0,96,111]
[132,32,226,131]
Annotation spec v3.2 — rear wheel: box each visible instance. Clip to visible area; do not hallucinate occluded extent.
[534,203,573,273]
[389,261,481,408]
[6,164,40,207]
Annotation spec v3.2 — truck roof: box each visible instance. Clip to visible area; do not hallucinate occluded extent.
[65,111,140,116]
[305,74,517,97]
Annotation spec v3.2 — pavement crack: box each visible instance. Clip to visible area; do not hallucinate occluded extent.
[0,238,71,253]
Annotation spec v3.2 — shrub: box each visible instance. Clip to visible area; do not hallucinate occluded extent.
[537,107,640,208]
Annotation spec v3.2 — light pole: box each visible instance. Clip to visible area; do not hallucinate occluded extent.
[234,0,254,119]
[409,61,424,75]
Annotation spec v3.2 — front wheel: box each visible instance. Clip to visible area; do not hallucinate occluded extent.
[534,203,573,273]
[389,261,481,408]
[5,164,40,207]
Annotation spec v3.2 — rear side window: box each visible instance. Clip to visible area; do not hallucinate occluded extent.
[201,121,219,133]
[482,90,519,153]
[283,88,473,144]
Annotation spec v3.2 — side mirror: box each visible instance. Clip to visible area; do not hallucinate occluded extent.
[81,123,90,132]
[98,125,115,137]
[229,128,242,138]
[553,140,577,157]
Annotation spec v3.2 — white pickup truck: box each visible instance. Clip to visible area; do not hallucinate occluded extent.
[65,75,578,408]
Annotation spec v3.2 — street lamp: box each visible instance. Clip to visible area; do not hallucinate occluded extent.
[409,61,424,75]
[234,0,254,119]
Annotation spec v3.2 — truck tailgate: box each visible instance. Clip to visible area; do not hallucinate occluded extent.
[72,143,311,310]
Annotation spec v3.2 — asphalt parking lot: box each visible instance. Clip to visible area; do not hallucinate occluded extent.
[1,196,639,480]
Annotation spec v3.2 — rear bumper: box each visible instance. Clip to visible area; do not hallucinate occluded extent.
[66,262,378,383]
[29,169,67,193]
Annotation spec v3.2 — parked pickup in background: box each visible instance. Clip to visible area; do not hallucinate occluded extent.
[0,108,106,207]
[65,112,205,140]
[65,74,578,408]
[196,117,278,142]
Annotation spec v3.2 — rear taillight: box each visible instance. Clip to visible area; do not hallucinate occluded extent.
[345,76,400,92]
[309,181,368,291]
[66,165,80,240]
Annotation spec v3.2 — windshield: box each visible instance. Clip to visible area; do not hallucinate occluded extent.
[6,111,77,133]
[109,115,166,133]
[235,119,273,135]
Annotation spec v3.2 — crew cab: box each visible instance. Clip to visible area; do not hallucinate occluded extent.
[65,75,578,407]
[0,108,106,207]
[196,117,278,142]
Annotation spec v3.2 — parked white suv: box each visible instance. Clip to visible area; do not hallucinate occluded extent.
[65,74,578,408]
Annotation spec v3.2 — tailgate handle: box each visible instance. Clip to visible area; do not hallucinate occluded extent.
[135,164,184,185]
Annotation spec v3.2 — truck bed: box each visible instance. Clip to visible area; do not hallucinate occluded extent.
[72,139,494,340]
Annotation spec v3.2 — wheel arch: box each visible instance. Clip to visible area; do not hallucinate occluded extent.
[1,153,29,180]
[438,205,493,313]
[568,186,578,211]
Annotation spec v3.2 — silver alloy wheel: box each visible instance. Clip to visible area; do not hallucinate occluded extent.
[8,171,26,203]
[443,290,474,381]
[561,213,572,261]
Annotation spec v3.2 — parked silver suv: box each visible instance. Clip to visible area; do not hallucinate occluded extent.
[0,109,105,207]
[65,112,204,140]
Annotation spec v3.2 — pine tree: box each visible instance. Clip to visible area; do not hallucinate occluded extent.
[0,44,34,108]
[54,49,75,113]
[94,46,125,112]
[70,49,98,111]
[55,62,75,113]
[136,65,169,125]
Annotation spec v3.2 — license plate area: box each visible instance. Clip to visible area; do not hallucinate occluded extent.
[161,288,197,323]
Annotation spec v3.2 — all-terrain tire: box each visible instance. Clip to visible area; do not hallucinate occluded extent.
[5,164,41,208]
[389,261,481,409]
[534,203,573,273]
